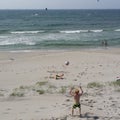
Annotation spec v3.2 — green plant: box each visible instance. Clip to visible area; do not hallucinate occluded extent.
[109,80,120,86]
[36,89,45,94]
[59,86,67,94]
[87,82,103,88]
[115,88,120,92]
[19,85,30,89]
[10,92,24,97]
[36,81,48,86]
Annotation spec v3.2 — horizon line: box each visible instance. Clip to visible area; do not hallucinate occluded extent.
[0,8,120,10]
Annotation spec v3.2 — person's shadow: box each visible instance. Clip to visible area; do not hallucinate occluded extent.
[80,113,120,120]
[80,112,99,120]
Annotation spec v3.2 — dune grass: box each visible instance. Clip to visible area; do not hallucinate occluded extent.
[109,80,120,87]
[59,86,67,94]
[87,82,103,88]
[10,92,24,97]
[9,81,70,97]
[36,89,45,94]
[36,81,48,86]
[108,80,120,92]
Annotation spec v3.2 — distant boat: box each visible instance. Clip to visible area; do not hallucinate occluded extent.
[45,8,48,11]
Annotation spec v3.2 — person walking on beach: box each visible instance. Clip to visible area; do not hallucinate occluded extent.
[102,40,108,47]
[69,84,83,117]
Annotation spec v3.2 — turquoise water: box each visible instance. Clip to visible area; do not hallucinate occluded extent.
[0,9,120,51]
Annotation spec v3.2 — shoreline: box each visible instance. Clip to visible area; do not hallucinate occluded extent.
[1,45,120,53]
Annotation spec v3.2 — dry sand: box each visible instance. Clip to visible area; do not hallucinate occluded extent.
[0,48,120,120]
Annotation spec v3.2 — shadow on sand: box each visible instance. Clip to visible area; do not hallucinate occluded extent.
[80,112,99,120]
[80,112,120,120]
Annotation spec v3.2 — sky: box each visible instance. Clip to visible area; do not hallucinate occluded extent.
[0,0,120,9]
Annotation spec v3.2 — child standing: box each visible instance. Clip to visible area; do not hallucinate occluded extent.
[69,85,83,116]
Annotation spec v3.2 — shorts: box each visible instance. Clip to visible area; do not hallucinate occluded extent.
[73,103,81,109]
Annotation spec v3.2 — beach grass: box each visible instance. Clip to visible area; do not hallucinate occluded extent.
[87,82,103,88]
[109,80,120,86]
[7,81,72,97]
[36,81,48,86]
[10,92,24,97]
[108,80,120,92]
[6,80,120,97]
[59,86,67,94]
[36,89,45,94]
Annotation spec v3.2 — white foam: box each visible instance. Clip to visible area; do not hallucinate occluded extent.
[115,29,120,32]
[60,30,88,34]
[24,41,36,45]
[11,30,44,34]
[0,36,8,39]
[10,50,32,53]
[0,39,35,46]
[60,29,103,34]
[90,29,103,33]
[0,40,14,45]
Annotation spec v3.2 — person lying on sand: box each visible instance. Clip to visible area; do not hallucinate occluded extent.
[69,84,83,117]
[49,73,64,80]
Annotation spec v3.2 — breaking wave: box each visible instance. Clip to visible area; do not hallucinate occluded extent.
[10,30,44,34]
[60,29,103,34]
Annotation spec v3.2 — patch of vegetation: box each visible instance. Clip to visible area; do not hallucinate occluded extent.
[59,86,67,94]
[87,82,103,88]
[10,92,24,97]
[115,88,120,92]
[36,81,48,86]
[36,89,45,94]
[19,85,30,89]
[48,85,57,89]
[108,80,120,92]
[109,80,120,87]
[8,81,73,97]
[46,85,57,94]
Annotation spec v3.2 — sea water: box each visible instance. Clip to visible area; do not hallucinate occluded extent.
[0,9,120,51]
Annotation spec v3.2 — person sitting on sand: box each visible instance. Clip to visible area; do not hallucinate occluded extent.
[49,73,64,80]
[55,73,64,79]
[69,84,83,116]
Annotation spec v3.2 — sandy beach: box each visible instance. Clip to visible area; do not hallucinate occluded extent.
[0,48,120,120]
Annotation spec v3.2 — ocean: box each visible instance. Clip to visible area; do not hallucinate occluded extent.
[0,9,120,51]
